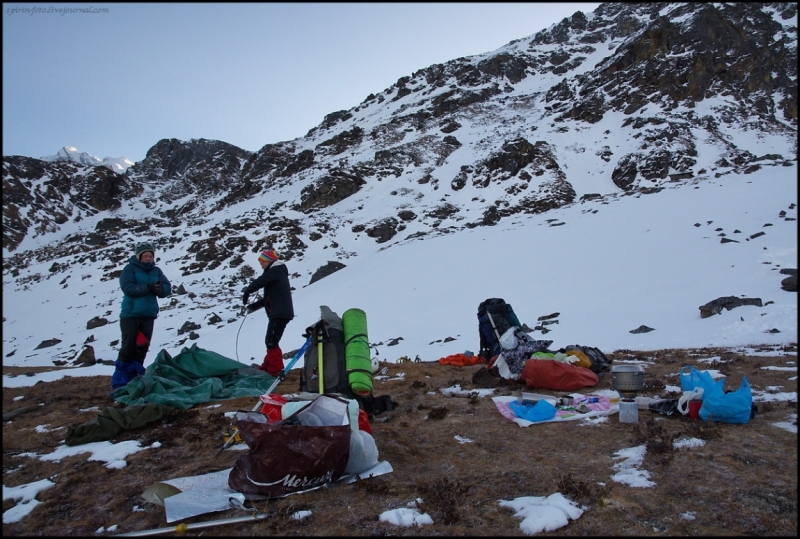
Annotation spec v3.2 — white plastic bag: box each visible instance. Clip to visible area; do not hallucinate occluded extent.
[499,326,519,350]
[345,430,379,474]
[677,387,704,415]
[493,354,519,380]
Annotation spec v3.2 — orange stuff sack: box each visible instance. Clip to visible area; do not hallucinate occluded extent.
[438,353,486,366]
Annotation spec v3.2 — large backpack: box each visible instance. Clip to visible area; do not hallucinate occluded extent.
[299,306,396,416]
[477,298,522,359]
[299,306,355,399]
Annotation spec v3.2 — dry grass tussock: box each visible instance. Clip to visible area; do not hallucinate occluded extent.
[2,345,797,536]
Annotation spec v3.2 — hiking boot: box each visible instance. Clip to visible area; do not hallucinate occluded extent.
[261,348,284,377]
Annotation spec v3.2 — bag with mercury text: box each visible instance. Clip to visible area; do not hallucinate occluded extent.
[228,395,351,498]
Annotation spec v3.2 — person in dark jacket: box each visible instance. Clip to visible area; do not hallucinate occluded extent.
[111,241,172,391]
[242,248,295,376]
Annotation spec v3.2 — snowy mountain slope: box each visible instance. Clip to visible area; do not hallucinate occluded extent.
[2,2,797,369]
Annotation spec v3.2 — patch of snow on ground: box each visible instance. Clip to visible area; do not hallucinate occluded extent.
[610,445,655,488]
[772,413,798,434]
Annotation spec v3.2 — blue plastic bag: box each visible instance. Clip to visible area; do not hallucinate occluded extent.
[509,399,557,422]
[680,365,724,395]
[680,366,752,424]
[699,377,752,424]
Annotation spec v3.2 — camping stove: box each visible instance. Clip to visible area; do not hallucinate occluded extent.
[611,365,645,399]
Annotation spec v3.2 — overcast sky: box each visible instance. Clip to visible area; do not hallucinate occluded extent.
[2,2,600,163]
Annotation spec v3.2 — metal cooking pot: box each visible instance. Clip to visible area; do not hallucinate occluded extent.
[611,365,645,395]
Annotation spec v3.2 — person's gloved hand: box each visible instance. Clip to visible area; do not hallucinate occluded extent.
[242,287,250,305]
[148,282,162,295]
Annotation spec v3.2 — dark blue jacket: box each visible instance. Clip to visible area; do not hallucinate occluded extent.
[119,256,171,319]
[244,260,294,319]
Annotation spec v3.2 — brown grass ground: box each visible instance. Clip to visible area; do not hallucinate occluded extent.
[3,344,797,536]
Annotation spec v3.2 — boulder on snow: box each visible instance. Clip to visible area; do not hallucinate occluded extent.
[74,345,96,366]
[780,269,797,292]
[629,325,655,334]
[699,296,763,318]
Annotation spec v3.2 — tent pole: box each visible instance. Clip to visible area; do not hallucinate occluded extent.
[115,512,268,537]
[216,334,314,456]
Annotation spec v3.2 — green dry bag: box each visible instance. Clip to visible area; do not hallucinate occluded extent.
[342,308,373,396]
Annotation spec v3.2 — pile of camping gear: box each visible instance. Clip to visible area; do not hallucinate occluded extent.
[474,298,612,391]
[223,305,397,498]
[474,297,755,425]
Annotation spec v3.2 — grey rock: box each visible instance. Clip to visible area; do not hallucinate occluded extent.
[74,345,96,366]
[86,316,109,330]
[699,296,763,318]
[629,325,655,334]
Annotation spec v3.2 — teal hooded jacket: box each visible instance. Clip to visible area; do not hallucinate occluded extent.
[119,256,172,319]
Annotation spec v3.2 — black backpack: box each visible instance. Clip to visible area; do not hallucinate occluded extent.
[299,306,398,417]
[477,298,522,359]
[299,306,355,399]
[563,344,612,374]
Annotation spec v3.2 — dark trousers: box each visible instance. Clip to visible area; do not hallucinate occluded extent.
[118,317,155,363]
[265,317,291,349]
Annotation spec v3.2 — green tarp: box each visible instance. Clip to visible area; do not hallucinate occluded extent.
[113,343,277,409]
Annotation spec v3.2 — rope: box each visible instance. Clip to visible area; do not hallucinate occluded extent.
[235,291,261,363]
[235,308,249,363]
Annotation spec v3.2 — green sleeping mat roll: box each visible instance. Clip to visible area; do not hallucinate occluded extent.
[342,308,373,396]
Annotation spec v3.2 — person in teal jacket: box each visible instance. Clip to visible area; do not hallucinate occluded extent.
[111,241,172,391]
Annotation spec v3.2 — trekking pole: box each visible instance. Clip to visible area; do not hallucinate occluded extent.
[317,325,325,395]
[486,311,503,343]
[115,512,268,536]
[216,334,314,456]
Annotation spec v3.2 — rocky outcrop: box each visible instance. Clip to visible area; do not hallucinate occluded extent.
[74,345,96,366]
[309,261,347,285]
[295,168,367,213]
[127,138,251,201]
[554,3,797,124]
[2,156,140,251]
[86,316,109,330]
[780,269,797,292]
[365,217,401,244]
[315,127,364,156]
[130,138,248,183]
[699,296,763,318]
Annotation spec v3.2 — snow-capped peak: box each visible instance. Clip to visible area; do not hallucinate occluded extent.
[39,146,134,173]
